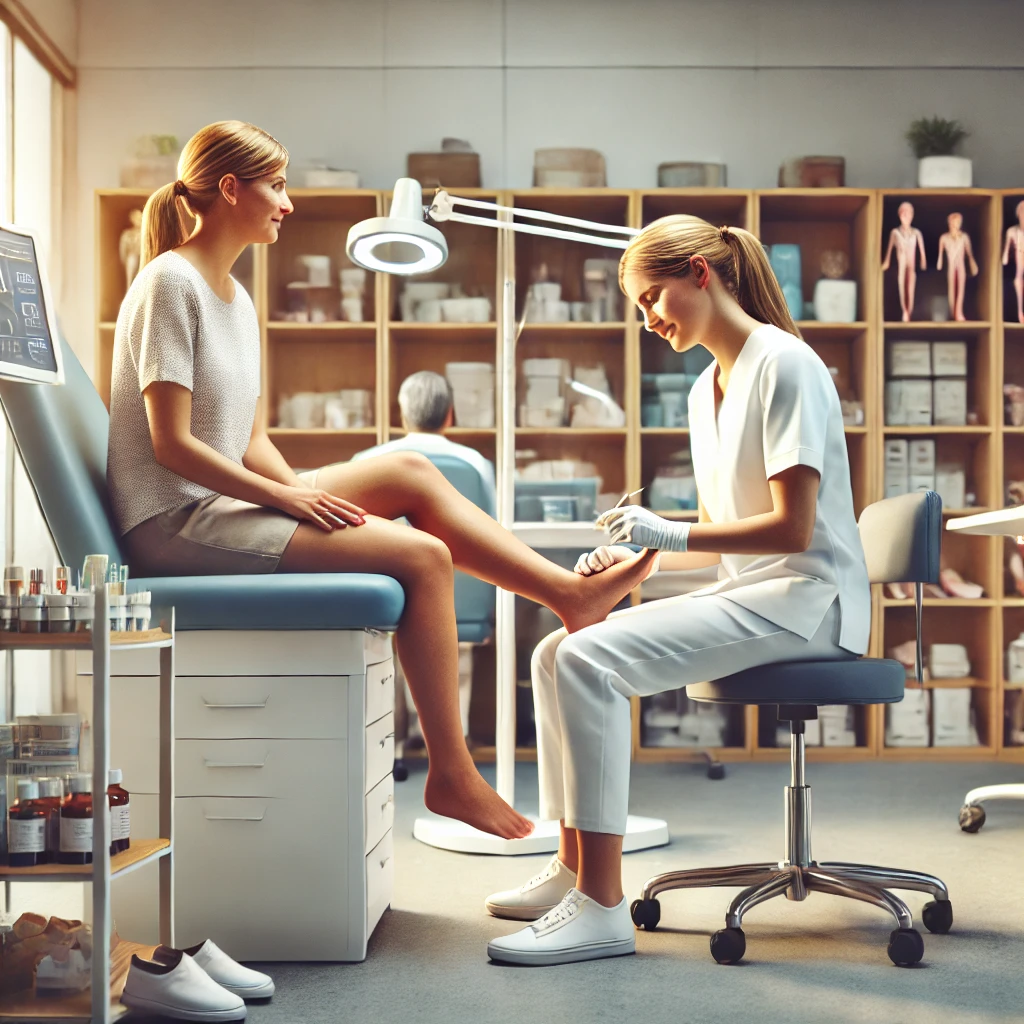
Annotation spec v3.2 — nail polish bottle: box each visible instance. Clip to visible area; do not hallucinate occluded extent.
[58,773,93,865]
[8,779,47,867]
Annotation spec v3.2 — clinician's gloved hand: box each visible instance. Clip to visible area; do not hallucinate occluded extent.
[574,544,660,577]
[597,505,692,551]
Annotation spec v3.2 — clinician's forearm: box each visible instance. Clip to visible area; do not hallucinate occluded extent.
[242,433,303,488]
[657,551,721,571]
[686,514,810,556]
[153,435,287,509]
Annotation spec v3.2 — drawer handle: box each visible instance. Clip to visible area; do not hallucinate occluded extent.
[204,811,266,822]
[382,795,394,813]
[203,757,269,769]
[202,697,270,709]
[378,732,395,749]
[379,855,391,869]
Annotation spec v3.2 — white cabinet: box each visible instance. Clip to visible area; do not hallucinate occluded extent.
[86,628,395,962]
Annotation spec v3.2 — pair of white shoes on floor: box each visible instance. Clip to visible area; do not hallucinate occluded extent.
[485,855,635,967]
[121,939,274,1021]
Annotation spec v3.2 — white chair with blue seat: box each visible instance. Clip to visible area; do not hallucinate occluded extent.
[0,342,406,961]
[629,491,953,967]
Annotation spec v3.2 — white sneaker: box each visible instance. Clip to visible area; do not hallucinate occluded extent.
[157,939,275,1000]
[484,854,578,921]
[121,948,246,1021]
[487,888,636,966]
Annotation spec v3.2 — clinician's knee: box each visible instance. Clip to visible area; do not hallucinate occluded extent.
[531,628,565,690]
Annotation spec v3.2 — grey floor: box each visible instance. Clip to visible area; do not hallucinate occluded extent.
[131,760,1024,1024]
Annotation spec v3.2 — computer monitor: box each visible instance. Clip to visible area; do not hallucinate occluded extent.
[0,224,63,385]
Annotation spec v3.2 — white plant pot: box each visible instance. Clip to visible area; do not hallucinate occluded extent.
[917,156,972,188]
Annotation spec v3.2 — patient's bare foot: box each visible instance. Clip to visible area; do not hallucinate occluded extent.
[559,548,659,634]
[424,763,535,840]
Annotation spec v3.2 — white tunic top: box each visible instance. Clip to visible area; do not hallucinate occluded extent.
[687,324,870,654]
[107,250,261,536]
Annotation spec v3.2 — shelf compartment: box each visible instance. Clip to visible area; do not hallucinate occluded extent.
[516,432,627,497]
[273,432,379,470]
[0,838,170,882]
[267,321,376,333]
[640,432,696,518]
[1000,192,1024,324]
[640,189,753,231]
[884,432,993,509]
[389,321,497,331]
[880,191,996,324]
[0,629,172,651]
[754,705,871,752]
[0,938,154,1021]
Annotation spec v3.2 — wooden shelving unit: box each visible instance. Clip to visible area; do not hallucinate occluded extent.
[95,186,1024,766]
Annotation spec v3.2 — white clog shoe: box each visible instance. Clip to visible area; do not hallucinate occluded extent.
[121,948,246,1021]
[487,888,636,966]
[157,940,275,1000]
[484,854,577,920]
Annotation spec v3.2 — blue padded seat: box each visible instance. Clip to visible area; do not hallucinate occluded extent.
[0,341,405,632]
[687,657,906,707]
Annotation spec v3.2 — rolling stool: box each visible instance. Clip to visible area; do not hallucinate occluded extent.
[631,492,952,966]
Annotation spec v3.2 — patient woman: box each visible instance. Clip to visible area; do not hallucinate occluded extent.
[107,121,654,842]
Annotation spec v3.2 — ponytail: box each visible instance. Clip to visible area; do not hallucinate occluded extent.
[619,214,799,337]
[139,120,289,270]
[140,182,192,268]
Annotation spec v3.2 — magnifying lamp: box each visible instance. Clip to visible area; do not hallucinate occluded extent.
[349,180,667,856]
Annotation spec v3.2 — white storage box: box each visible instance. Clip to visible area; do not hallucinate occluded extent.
[820,706,856,747]
[934,463,966,510]
[928,643,970,679]
[909,439,936,473]
[886,379,932,425]
[932,378,967,426]
[888,341,932,377]
[931,341,968,377]
[885,688,930,747]
[931,687,978,746]
[1006,632,1024,683]
[884,439,909,497]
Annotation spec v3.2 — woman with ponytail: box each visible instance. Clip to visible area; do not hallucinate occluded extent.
[485,215,870,967]
[107,121,654,845]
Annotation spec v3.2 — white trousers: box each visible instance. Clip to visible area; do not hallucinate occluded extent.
[532,592,851,835]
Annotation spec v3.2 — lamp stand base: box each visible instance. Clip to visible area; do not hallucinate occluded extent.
[412,813,669,856]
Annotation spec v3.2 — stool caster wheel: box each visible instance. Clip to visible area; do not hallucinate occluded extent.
[710,927,745,964]
[707,761,726,781]
[393,758,409,782]
[630,898,661,931]
[921,899,953,934]
[959,803,985,833]
[887,927,924,966]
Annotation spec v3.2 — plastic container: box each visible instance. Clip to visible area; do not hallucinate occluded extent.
[18,595,45,633]
[4,565,24,598]
[72,592,94,632]
[107,769,130,855]
[0,595,17,632]
[44,593,73,633]
[108,592,128,633]
[58,773,93,865]
[8,779,46,867]
[540,496,576,523]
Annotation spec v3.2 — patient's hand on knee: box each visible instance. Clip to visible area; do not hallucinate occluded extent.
[575,545,659,578]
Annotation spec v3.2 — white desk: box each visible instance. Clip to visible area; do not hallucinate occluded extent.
[945,506,1024,537]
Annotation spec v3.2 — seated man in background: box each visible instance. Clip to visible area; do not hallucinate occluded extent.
[354,370,496,769]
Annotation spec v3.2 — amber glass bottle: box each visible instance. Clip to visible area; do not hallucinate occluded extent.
[107,769,130,855]
[35,776,63,862]
[8,779,47,867]
[58,773,93,865]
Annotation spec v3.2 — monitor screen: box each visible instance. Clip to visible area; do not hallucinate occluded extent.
[0,225,62,384]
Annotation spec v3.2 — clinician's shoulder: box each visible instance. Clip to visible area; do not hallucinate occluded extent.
[753,325,833,393]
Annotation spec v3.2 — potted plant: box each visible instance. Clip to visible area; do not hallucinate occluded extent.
[906,117,971,188]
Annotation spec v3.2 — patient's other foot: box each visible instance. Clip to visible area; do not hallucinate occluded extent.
[560,548,659,634]
[424,764,534,840]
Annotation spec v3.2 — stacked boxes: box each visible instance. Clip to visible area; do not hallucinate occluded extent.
[885,340,968,427]
[445,362,495,428]
[519,358,569,427]
[883,437,966,509]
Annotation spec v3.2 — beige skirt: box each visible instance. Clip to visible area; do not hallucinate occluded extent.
[122,469,319,577]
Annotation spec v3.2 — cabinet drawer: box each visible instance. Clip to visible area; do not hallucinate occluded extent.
[364,629,393,668]
[176,739,346,798]
[173,795,355,961]
[176,677,349,739]
[365,714,394,792]
[364,774,394,854]
[366,829,394,937]
[365,658,395,726]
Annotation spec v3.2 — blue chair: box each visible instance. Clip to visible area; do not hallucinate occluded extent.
[0,341,405,631]
[630,492,952,968]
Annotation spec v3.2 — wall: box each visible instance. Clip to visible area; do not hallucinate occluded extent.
[20,0,77,67]
[67,0,1024,371]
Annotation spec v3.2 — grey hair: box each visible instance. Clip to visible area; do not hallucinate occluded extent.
[398,370,453,432]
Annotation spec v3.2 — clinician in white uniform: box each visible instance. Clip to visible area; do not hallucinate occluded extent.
[486,215,871,967]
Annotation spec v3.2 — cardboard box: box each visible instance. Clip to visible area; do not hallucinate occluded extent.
[934,463,966,510]
[931,688,977,746]
[884,439,909,497]
[933,378,968,426]
[909,473,936,493]
[909,439,936,473]
[931,341,968,377]
[885,688,930,747]
[888,341,932,377]
[886,379,932,425]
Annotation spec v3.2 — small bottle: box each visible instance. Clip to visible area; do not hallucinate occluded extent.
[28,568,45,596]
[8,779,47,867]
[58,773,93,865]
[3,566,24,598]
[107,769,130,855]
[35,776,63,862]
[53,566,70,595]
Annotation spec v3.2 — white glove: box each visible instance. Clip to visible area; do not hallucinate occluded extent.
[574,544,660,577]
[596,505,692,551]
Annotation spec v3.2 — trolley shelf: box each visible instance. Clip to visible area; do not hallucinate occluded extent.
[0,839,171,882]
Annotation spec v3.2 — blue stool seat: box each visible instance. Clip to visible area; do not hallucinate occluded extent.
[688,658,906,707]
[131,573,405,631]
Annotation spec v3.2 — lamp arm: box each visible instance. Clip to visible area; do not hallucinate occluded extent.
[431,191,639,238]
[437,209,631,250]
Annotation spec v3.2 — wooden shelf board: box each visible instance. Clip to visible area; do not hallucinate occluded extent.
[390,428,495,437]
[388,321,497,331]
[797,321,868,332]
[267,427,377,436]
[882,425,991,434]
[0,938,154,1021]
[880,746,996,761]
[883,321,991,331]
[1000,599,1024,607]
[0,839,170,882]
[469,746,538,762]
[905,677,990,689]
[266,321,376,332]
[882,598,994,607]
[1003,426,1024,433]
[98,321,115,331]
[752,746,872,762]
[515,427,628,436]
[518,322,627,332]
[641,427,689,435]
[844,425,869,434]
[0,629,171,651]
[634,746,748,763]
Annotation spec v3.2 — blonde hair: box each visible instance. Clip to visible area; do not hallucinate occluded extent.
[141,120,289,267]
[619,214,798,336]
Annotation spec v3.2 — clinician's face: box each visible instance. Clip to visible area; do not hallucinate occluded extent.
[226,164,294,244]
[623,262,712,352]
